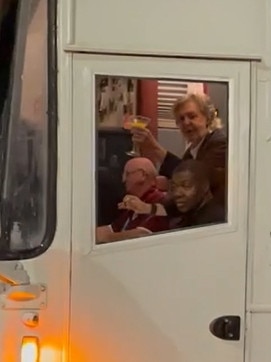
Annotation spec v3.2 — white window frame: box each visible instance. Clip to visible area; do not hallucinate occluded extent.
[71,54,250,255]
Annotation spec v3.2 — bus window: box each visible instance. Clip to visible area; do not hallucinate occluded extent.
[95,76,228,244]
[0,0,57,259]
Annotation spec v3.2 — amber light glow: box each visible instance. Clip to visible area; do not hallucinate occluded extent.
[21,336,40,362]
[8,290,37,301]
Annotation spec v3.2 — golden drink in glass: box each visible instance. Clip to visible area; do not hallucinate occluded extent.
[126,115,150,157]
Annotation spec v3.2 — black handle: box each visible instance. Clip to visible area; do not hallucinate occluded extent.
[209,315,241,341]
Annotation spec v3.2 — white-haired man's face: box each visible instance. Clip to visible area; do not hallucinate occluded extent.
[122,158,156,195]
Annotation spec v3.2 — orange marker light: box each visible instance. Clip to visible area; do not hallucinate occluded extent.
[21,336,40,362]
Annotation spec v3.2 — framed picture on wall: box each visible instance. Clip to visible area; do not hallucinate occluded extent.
[96,76,137,129]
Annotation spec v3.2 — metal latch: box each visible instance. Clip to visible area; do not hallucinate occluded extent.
[209,315,241,341]
[0,261,47,310]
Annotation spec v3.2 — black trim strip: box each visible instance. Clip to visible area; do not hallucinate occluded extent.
[64,48,261,63]
[0,0,57,260]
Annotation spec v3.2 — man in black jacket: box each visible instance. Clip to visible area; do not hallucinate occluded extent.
[166,160,226,229]
[131,93,227,206]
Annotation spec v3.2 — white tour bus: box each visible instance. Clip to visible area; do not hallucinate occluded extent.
[0,0,271,361]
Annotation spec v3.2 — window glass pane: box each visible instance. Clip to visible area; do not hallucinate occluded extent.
[0,0,56,256]
[96,76,228,244]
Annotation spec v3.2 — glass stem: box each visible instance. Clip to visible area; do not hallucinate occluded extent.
[133,142,140,156]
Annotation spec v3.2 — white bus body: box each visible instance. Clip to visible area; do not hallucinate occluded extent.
[0,0,271,361]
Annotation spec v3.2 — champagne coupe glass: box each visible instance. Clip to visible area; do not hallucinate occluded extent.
[125,115,150,157]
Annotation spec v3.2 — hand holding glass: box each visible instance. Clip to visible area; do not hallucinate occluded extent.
[125,115,150,157]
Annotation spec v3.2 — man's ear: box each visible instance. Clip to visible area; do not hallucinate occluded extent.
[141,170,147,180]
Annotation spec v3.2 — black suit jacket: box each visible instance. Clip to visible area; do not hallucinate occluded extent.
[159,129,227,205]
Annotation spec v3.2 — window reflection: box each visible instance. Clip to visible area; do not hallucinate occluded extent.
[2,0,49,252]
[96,77,228,244]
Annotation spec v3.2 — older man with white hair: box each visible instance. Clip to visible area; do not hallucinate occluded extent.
[96,157,169,243]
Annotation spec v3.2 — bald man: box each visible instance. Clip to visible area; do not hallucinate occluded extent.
[96,157,169,243]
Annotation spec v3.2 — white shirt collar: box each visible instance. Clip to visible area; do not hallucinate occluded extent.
[185,132,210,159]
